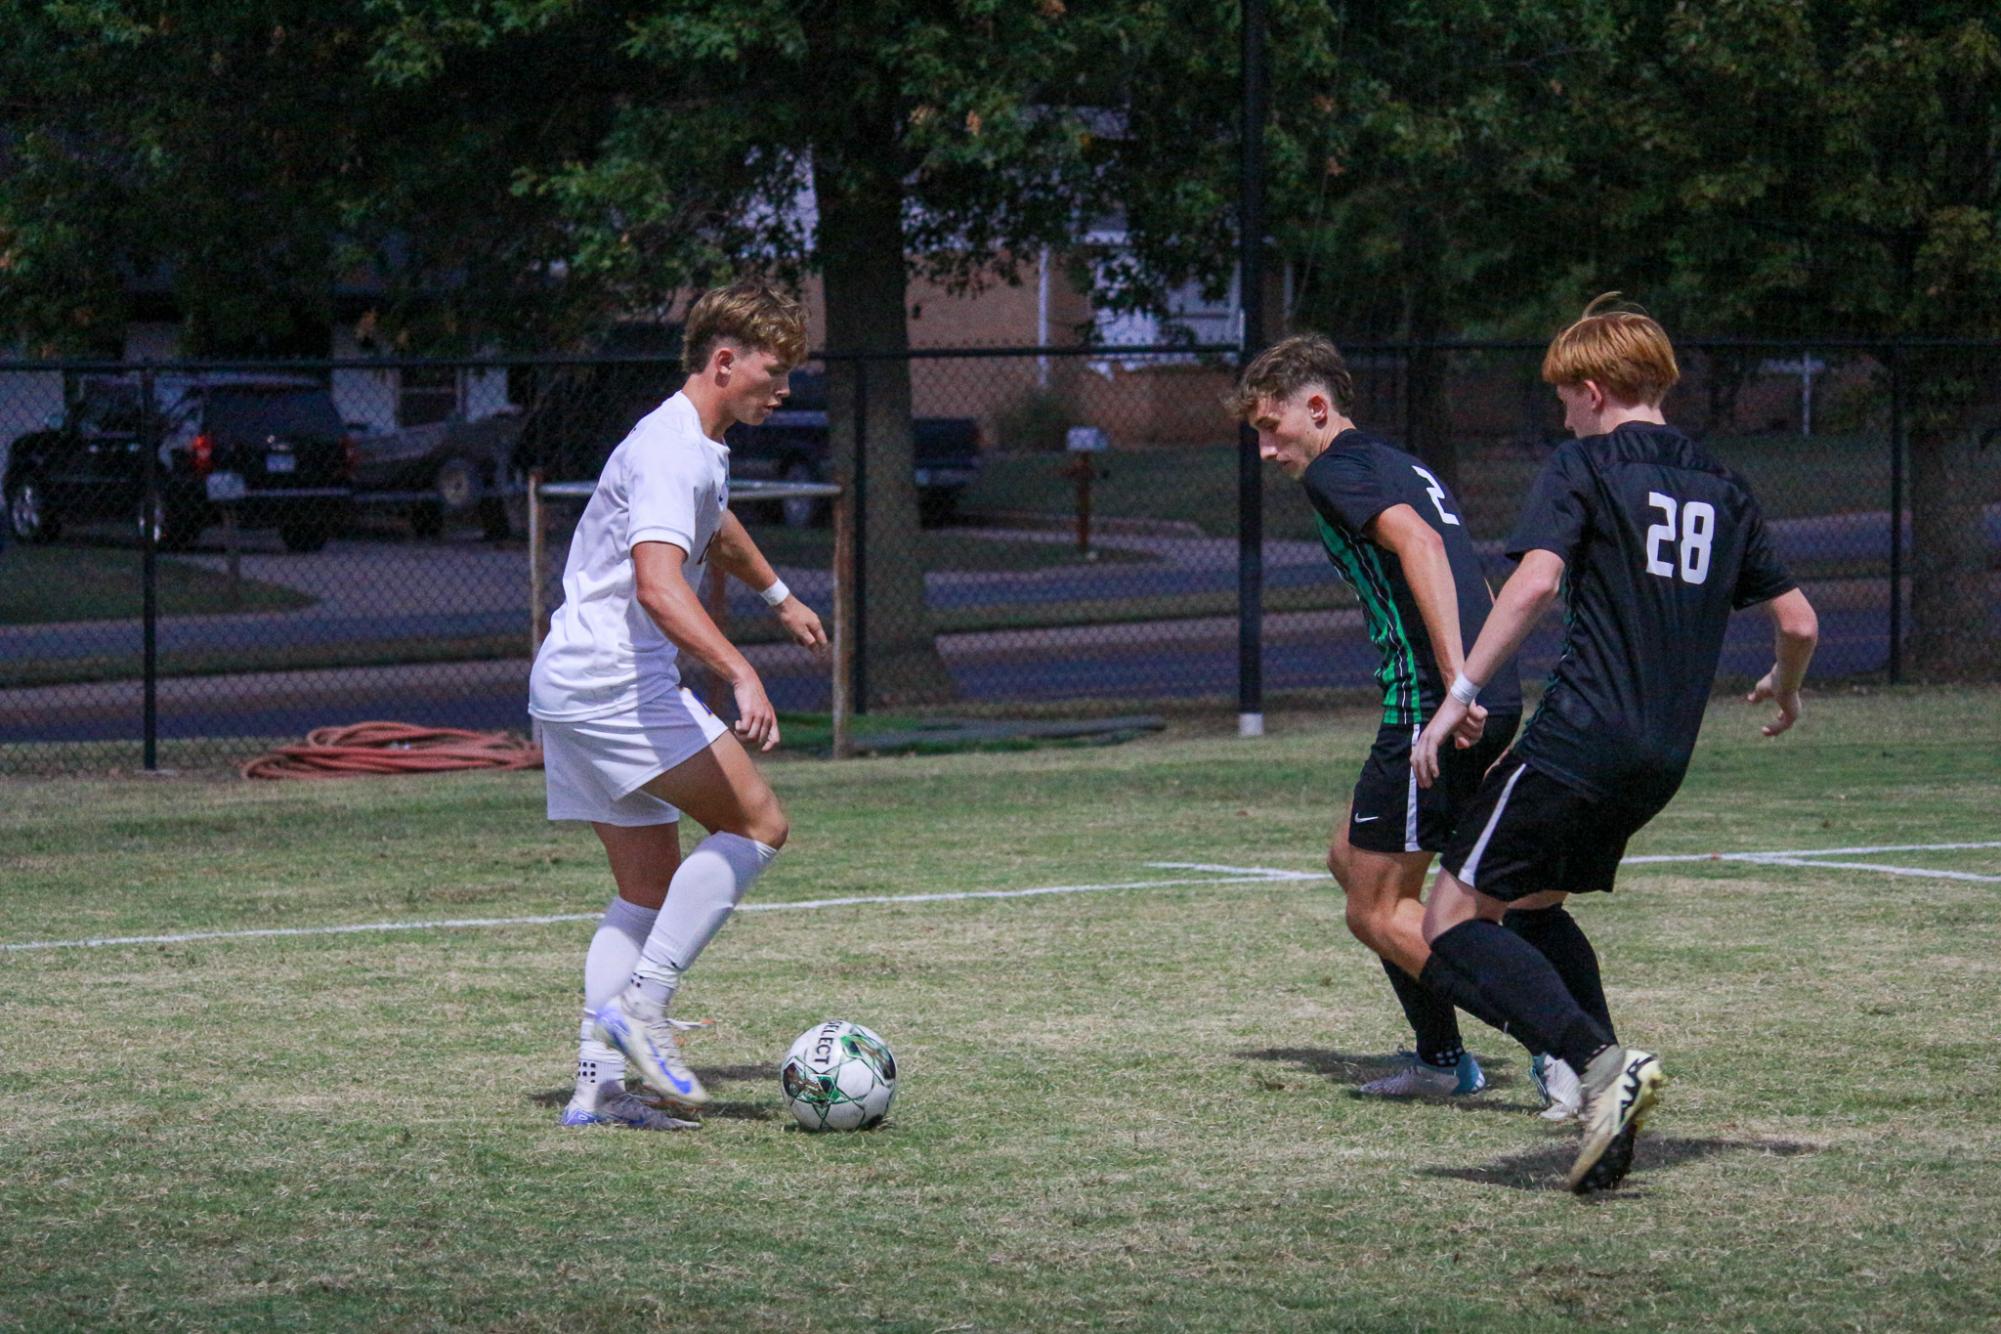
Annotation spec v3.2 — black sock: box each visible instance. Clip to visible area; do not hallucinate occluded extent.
[1380,956,1462,1068]
[1504,904,1615,1041]
[1420,920,1612,1071]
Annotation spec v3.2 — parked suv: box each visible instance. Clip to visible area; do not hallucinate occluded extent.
[4,375,355,552]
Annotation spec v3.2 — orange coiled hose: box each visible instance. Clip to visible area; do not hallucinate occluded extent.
[242,721,543,780]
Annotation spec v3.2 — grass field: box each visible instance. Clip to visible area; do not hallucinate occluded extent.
[4,687,1999,1329]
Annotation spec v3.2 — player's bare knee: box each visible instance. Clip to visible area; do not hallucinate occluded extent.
[1343,896,1387,953]
[750,798,789,850]
[1326,840,1354,889]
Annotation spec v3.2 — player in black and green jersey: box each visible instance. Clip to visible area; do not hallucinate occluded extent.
[1230,334,1523,1098]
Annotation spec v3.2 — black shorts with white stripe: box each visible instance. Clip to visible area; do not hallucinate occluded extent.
[1438,755,1665,900]
[1347,711,1519,856]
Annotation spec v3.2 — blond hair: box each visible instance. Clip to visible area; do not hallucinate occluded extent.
[1541,293,1680,406]
[681,282,808,373]
[1226,333,1355,419]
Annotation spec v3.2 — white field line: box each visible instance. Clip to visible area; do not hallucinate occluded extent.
[4,843,1995,956]
[1146,861,1323,879]
[0,867,1301,954]
[1625,840,2001,864]
[1728,857,2001,884]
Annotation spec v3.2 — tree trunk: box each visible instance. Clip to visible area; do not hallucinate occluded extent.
[1400,223,1457,494]
[1404,339,1456,496]
[1905,420,1997,679]
[813,152,957,708]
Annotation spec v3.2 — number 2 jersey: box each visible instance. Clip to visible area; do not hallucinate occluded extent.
[1507,421,1795,812]
[1300,429,1522,726]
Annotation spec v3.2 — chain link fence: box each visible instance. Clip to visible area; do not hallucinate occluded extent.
[5,342,1997,774]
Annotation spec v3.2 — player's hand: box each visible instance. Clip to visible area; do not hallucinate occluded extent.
[1746,668,1800,738]
[1452,701,1488,748]
[775,596,828,654]
[1414,696,1469,789]
[731,672,781,752]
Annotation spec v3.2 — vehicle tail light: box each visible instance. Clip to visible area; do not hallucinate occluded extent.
[341,434,359,480]
[191,432,215,477]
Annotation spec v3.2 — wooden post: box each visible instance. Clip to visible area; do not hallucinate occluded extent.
[831,483,855,759]
[1059,455,1097,556]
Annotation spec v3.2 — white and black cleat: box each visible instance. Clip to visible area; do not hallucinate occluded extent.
[1569,1048,1667,1194]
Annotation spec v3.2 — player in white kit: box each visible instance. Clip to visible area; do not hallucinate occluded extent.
[531,283,826,1129]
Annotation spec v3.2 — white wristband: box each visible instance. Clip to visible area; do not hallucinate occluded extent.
[1448,672,1482,707]
[759,578,791,608]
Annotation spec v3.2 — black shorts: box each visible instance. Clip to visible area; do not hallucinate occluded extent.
[1439,755,1662,901]
[1347,712,1520,855]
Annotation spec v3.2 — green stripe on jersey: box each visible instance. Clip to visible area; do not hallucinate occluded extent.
[1312,514,1421,725]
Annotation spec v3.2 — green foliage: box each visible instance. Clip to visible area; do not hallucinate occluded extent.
[1273,0,1615,340]
[992,386,1078,452]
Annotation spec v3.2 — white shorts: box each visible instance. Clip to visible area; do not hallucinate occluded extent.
[538,687,730,826]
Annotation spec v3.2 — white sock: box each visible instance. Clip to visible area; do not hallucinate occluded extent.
[575,894,658,1100]
[629,832,780,1008]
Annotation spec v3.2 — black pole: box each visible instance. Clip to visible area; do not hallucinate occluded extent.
[1236,0,1267,737]
[1887,347,1904,685]
[140,365,159,770]
[851,358,870,715]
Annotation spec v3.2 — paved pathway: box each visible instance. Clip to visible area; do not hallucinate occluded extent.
[3,505,1995,754]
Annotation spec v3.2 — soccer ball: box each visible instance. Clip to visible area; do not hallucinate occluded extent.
[779,1019,897,1131]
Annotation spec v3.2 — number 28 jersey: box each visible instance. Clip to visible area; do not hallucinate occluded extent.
[1508,422,1794,811]
[1301,430,1522,726]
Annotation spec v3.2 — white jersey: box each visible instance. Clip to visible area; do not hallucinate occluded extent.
[529,391,730,722]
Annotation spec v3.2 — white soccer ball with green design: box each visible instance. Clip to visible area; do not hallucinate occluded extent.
[780,1019,897,1131]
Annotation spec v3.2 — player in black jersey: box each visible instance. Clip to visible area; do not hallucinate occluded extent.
[1411,297,1820,1192]
[1230,334,1524,1098]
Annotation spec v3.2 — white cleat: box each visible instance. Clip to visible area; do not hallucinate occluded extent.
[590,995,711,1108]
[561,1085,700,1131]
[1531,1053,1583,1122]
[1569,1048,1668,1194]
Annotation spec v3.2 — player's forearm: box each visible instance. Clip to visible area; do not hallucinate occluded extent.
[1401,535,1469,681]
[1460,553,1563,690]
[709,513,784,598]
[636,574,757,685]
[1767,588,1819,692]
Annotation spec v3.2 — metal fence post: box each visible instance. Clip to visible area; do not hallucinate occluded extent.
[139,364,159,772]
[1887,347,1904,685]
[1236,0,1268,738]
[851,358,869,715]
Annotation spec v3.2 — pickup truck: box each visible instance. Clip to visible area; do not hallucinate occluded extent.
[348,414,519,540]
[512,361,980,528]
[726,371,982,527]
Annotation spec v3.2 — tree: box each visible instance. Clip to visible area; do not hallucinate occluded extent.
[1261,0,1619,491]
[0,3,370,354]
[370,0,1180,705]
[0,2,632,354]
[1593,1,2001,678]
